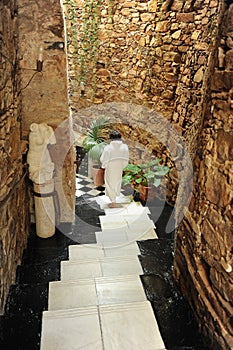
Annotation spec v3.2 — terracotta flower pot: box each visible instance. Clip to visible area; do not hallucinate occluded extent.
[92,166,105,187]
[139,186,149,206]
[138,185,158,206]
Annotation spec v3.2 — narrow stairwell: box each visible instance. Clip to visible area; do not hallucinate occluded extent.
[0,190,208,350]
[40,196,166,350]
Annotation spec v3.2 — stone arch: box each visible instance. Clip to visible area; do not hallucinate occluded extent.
[73,102,193,233]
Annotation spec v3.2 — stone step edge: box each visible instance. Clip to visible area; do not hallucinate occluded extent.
[68,242,141,257]
[42,300,153,319]
[61,255,142,265]
[49,274,143,288]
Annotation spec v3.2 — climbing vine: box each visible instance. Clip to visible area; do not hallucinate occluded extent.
[64,0,105,96]
[79,0,102,87]
[64,0,80,85]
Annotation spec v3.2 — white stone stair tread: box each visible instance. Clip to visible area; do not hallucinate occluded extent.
[100,214,152,225]
[104,241,141,256]
[95,194,130,209]
[69,244,105,260]
[95,275,147,305]
[127,218,156,231]
[40,306,102,350]
[95,229,129,244]
[125,202,151,214]
[69,241,141,259]
[123,213,152,224]
[61,256,143,280]
[100,301,166,350]
[48,275,147,310]
[48,278,97,311]
[99,214,154,231]
[127,227,158,241]
[127,219,155,233]
[61,259,102,280]
[104,202,150,216]
[99,215,128,229]
[104,206,130,215]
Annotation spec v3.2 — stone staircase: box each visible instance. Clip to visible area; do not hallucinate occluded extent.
[0,193,207,350]
[40,196,166,350]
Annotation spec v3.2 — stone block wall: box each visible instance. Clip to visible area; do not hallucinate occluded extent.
[0,0,29,314]
[0,0,76,314]
[17,0,76,224]
[67,0,232,348]
[174,3,233,349]
[67,0,221,207]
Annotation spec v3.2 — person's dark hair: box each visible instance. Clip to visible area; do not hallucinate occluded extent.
[109,130,121,140]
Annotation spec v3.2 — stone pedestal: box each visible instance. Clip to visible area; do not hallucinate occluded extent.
[33,180,55,238]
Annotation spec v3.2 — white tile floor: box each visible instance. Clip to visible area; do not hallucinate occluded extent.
[40,196,166,350]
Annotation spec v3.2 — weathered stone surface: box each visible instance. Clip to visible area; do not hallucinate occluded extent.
[211,71,233,91]
[173,3,233,349]
[194,67,204,82]
[216,130,233,162]
[176,12,194,23]
[0,0,30,314]
[225,49,233,70]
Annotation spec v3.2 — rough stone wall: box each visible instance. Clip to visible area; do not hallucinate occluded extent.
[174,3,233,349]
[18,0,76,223]
[67,0,232,348]
[0,0,76,314]
[66,0,220,122]
[0,0,29,314]
[68,0,222,210]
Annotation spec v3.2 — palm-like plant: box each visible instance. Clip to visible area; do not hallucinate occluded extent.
[82,116,110,163]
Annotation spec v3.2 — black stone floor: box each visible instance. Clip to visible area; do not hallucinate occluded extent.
[0,183,208,350]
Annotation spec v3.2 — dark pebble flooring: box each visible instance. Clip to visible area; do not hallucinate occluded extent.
[0,153,208,350]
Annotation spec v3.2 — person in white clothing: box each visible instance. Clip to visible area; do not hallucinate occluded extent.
[100,130,129,208]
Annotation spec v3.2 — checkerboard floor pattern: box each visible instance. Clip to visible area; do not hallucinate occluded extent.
[76,152,133,198]
[75,174,106,197]
[76,173,133,198]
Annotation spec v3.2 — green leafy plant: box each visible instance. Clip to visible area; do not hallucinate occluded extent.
[82,116,110,164]
[122,159,170,192]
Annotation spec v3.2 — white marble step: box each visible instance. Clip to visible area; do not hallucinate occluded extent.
[104,203,151,216]
[95,228,129,245]
[99,213,152,229]
[100,301,166,350]
[95,226,157,245]
[127,226,158,241]
[68,241,141,260]
[95,194,131,209]
[40,301,166,350]
[48,278,97,311]
[61,256,143,280]
[48,275,147,311]
[40,306,102,350]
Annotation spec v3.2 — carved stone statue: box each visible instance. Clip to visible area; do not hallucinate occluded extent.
[27,123,56,184]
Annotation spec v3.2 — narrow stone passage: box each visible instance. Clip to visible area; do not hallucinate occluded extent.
[0,173,208,350]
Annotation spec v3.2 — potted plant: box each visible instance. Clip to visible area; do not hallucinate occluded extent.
[122,159,170,205]
[82,116,110,186]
